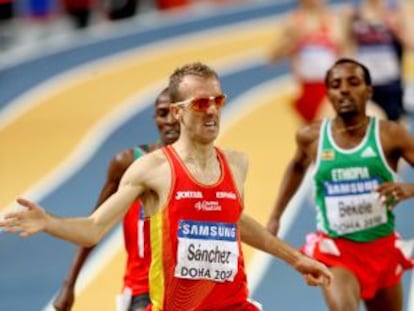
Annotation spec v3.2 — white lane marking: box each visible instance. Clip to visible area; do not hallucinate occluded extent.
[0,0,294,71]
[247,176,311,294]
[0,13,286,131]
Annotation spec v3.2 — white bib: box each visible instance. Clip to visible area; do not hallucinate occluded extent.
[297,45,337,81]
[325,191,387,235]
[175,220,239,282]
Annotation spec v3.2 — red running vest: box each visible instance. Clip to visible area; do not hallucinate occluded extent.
[148,146,250,311]
[122,146,152,296]
[122,199,151,295]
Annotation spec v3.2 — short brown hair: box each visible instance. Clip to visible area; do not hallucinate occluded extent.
[169,62,219,102]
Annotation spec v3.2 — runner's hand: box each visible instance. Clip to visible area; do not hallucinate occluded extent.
[376,182,414,208]
[0,198,48,237]
[294,255,333,287]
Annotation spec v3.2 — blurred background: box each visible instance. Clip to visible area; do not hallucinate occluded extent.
[0,0,413,310]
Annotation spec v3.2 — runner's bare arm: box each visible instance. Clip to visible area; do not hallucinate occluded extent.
[376,122,414,203]
[53,150,134,311]
[268,16,297,63]
[223,149,249,198]
[388,2,414,50]
[240,213,332,286]
[267,124,317,235]
[0,154,153,246]
[225,147,332,286]
[394,122,414,166]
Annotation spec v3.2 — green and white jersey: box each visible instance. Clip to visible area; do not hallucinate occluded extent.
[313,117,398,242]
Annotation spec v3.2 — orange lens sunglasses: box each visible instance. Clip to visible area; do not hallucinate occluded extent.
[173,94,226,112]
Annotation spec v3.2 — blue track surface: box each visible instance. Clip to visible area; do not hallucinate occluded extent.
[0,1,412,310]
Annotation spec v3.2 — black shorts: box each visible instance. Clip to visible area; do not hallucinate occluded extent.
[129,293,151,311]
[372,81,404,121]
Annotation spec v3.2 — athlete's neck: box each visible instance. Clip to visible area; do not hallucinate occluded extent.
[333,116,370,134]
[173,140,216,170]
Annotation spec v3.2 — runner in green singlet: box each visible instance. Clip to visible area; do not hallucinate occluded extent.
[267,58,414,311]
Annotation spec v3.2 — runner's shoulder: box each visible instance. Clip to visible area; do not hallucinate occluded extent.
[379,119,412,146]
[221,149,248,167]
[111,148,135,176]
[379,118,409,136]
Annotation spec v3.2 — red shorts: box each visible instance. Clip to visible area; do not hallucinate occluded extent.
[302,232,414,299]
[145,300,261,311]
[294,82,326,123]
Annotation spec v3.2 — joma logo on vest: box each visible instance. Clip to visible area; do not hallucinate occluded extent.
[175,191,203,200]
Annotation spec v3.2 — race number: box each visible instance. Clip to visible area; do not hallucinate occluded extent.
[175,220,239,282]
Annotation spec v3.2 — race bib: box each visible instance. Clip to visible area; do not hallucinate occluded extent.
[358,46,400,84]
[324,178,387,235]
[297,45,337,80]
[175,220,239,282]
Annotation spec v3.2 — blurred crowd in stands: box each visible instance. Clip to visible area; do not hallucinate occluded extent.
[0,0,238,52]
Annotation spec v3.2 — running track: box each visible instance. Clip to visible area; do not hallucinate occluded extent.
[0,1,413,310]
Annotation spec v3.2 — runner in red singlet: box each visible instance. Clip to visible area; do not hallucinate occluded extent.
[269,0,345,123]
[146,145,255,310]
[53,87,180,311]
[2,62,333,311]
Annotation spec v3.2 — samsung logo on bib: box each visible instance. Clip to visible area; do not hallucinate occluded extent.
[195,200,222,211]
[175,191,203,200]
